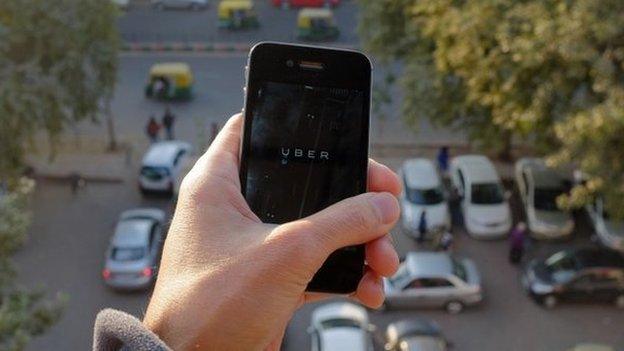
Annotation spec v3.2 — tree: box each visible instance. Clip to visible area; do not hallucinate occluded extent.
[0,0,119,348]
[0,0,120,177]
[358,0,624,217]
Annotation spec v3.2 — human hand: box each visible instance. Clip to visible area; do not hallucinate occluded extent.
[143,114,401,351]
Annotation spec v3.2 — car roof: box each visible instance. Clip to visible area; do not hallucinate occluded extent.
[112,219,153,247]
[142,141,190,167]
[402,159,440,189]
[320,328,365,351]
[451,155,499,183]
[311,302,368,326]
[405,252,454,278]
[519,158,571,188]
[386,319,441,346]
[572,248,624,269]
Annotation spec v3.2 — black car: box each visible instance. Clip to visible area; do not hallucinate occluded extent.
[522,247,624,309]
[384,318,450,351]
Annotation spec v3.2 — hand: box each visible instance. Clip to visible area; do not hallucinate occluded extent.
[143,114,401,351]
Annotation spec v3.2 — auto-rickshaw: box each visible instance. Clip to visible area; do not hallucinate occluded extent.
[296,8,339,41]
[217,0,259,30]
[145,63,193,101]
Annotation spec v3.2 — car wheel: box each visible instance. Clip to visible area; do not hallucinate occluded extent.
[615,295,624,309]
[542,295,558,309]
[445,301,464,314]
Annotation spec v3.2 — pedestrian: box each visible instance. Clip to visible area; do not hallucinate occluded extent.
[509,222,527,264]
[68,172,84,195]
[437,146,450,175]
[146,116,161,143]
[417,210,427,243]
[438,230,454,251]
[162,107,176,140]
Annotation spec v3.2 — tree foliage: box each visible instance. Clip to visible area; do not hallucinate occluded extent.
[0,0,120,177]
[358,0,624,217]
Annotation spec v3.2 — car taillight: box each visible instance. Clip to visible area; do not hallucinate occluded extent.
[142,267,153,277]
[102,269,111,280]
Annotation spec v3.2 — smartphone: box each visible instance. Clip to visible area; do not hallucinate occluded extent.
[239,42,372,293]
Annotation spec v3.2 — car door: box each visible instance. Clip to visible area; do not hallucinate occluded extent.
[565,273,596,303]
[397,278,429,308]
[425,278,458,307]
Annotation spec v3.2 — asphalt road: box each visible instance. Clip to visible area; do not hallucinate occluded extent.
[118,0,360,44]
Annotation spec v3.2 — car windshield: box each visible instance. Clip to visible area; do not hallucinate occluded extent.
[544,252,578,273]
[320,318,361,330]
[140,166,169,181]
[111,247,145,261]
[471,183,504,205]
[534,187,565,211]
[406,186,445,205]
[390,264,411,288]
[452,258,467,282]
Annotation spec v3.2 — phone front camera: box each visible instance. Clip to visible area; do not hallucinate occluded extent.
[286,60,294,68]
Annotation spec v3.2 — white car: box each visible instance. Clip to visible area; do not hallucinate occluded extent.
[399,159,451,239]
[309,302,375,351]
[515,158,574,239]
[449,155,512,238]
[587,198,624,251]
[139,141,192,196]
[151,0,208,10]
[102,208,166,290]
[383,252,482,314]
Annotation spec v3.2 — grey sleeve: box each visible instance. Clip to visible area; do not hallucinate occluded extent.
[93,309,171,351]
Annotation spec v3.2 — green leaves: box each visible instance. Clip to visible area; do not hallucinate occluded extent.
[0,0,120,177]
[359,0,624,217]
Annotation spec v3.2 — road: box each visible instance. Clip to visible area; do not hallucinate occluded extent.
[118,0,360,45]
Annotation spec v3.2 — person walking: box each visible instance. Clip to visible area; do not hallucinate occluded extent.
[438,230,454,251]
[146,116,161,143]
[162,107,176,140]
[417,210,427,244]
[509,222,527,264]
[437,146,450,176]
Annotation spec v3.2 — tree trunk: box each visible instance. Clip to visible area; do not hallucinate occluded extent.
[105,100,117,151]
[498,130,513,162]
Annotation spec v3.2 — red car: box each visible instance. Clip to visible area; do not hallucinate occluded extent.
[272,0,340,8]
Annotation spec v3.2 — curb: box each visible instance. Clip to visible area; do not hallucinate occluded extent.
[122,42,253,53]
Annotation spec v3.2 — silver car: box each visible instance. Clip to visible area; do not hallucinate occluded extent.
[102,208,166,290]
[308,302,375,351]
[384,318,450,351]
[383,252,482,313]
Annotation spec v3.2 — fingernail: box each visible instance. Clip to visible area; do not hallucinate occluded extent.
[370,193,398,224]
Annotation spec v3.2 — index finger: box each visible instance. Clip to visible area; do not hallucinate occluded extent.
[368,159,401,196]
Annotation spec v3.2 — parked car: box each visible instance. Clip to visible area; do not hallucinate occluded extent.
[383,252,482,313]
[399,159,451,239]
[151,0,208,10]
[515,158,574,239]
[566,344,615,351]
[384,318,450,351]
[522,247,624,309]
[449,155,512,238]
[139,141,192,196]
[309,302,375,351]
[102,208,166,290]
[272,0,340,8]
[586,197,624,252]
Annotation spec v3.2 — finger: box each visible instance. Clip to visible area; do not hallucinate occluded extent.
[206,113,243,160]
[368,159,401,196]
[365,235,399,277]
[282,192,400,258]
[353,268,384,308]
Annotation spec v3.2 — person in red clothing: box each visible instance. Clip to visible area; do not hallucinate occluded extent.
[146,116,161,143]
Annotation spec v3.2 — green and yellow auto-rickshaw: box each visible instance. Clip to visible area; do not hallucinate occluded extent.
[217,0,259,30]
[296,8,339,41]
[145,63,193,101]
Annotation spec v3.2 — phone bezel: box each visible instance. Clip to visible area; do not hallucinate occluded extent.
[239,42,372,294]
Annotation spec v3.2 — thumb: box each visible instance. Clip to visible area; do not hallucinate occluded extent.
[282,192,399,257]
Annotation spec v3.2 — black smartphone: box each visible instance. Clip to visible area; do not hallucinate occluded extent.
[239,42,372,293]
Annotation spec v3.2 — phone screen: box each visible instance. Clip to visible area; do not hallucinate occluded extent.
[244,81,366,223]
[240,43,371,293]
